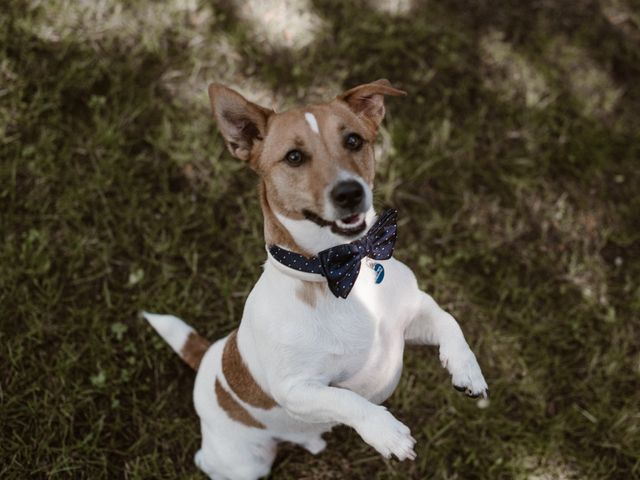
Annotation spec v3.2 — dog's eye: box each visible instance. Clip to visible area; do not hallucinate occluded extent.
[344,133,363,151]
[284,149,305,167]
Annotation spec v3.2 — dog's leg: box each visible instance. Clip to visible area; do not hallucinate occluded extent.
[195,420,276,480]
[273,382,416,461]
[405,291,488,398]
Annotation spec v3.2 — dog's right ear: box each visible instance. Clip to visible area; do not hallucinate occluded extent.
[208,84,273,163]
[338,79,406,131]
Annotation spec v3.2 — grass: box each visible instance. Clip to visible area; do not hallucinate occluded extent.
[1,0,639,478]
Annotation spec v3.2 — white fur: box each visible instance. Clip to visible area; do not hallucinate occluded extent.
[304,112,320,134]
[143,312,194,355]
[273,170,374,256]
[148,207,489,480]
[148,197,488,480]
[275,207,376,254]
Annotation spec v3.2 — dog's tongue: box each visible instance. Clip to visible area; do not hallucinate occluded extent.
[341,214,361,225]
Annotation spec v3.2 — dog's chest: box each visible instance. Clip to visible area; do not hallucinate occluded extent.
[325,260,415,402]
[248,258,419,404]
[330,316,407,403]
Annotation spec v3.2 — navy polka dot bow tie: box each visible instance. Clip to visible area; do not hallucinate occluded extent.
[269,209,398,299]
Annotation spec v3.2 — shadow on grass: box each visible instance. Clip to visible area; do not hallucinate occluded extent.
[1,0,639,478]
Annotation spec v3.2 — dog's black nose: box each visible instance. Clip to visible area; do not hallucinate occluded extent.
[331,180,364,209]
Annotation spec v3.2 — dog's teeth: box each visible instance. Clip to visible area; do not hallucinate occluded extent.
[336,213,365,229]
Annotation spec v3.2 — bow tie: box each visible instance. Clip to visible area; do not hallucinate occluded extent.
[269,209,398,299]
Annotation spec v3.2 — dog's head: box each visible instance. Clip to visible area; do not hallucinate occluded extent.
[208,80,405,254]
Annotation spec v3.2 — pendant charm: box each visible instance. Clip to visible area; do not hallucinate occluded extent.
[372,263,385,284]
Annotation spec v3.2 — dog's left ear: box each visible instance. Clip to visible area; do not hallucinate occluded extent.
[338,79,406,128]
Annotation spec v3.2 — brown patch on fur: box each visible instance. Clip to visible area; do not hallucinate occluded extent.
[256,102,379,255]
[210,81,405,257]
[215,377,266,429]
[295,281,326,307]
[180,332,211,370]
[222,330,278,409]
[260,180,311,256]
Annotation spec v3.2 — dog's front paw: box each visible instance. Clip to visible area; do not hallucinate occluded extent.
[355,406,416,461]
[440,345,489,399]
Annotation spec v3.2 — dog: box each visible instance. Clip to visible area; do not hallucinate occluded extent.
[143,79,488,480]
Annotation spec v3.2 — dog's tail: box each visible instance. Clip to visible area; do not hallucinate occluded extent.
[142,312,211,371]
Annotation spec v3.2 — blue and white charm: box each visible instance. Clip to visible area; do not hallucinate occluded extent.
[373,263,385,284]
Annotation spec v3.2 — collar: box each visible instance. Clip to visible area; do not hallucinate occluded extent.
[265,209,398,298]
[265,246,326,282]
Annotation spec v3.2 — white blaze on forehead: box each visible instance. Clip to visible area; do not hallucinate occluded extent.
[304,112,320,134]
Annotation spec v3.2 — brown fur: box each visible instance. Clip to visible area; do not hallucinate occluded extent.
[259,180,310,256]
[258,103,377,214]
[255,102,378,257]
[222,330,278,409]
[295,281,326,308]
[215,377,266,429]
[208,80,405,257]
[180,332,211,370]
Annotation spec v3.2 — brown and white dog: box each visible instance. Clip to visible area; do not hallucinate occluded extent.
[144,80,488,480]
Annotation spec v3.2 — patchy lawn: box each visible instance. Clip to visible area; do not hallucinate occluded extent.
[1,0,639,478]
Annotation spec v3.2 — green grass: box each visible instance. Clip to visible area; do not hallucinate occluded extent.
[2,0,640,478]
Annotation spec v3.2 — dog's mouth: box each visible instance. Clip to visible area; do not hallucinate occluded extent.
[302,209,367,237]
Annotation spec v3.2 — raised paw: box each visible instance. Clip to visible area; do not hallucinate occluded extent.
[441,345,489,399]
[355,406,417,461]
[454,383,489,399]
